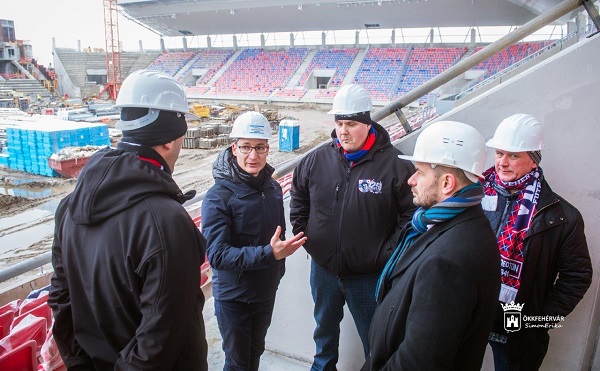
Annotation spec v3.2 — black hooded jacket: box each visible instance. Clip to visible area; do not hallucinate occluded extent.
[48,146,208,370]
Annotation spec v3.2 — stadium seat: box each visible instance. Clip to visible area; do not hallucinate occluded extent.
[0,312,15,339]
[12,303,52,331]
[0,316,47,356]
[19,293,48,316]
[0,339,37,371]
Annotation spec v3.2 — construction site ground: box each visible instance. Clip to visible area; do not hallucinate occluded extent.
[0,104,333,295]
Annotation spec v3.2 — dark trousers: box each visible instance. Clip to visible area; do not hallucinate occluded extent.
[215,298,276,371]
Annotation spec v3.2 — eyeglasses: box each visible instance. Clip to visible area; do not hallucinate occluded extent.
[237,145,269,154]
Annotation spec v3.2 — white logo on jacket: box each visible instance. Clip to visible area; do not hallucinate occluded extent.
[358,179,382,194]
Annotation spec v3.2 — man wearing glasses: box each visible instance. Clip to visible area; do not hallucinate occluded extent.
[201,111,307,371]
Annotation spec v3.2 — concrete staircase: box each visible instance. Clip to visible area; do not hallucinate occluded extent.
[205,49,243,86]
[174,53,201,81]
[341,48,368,86]
[286,49,318,88]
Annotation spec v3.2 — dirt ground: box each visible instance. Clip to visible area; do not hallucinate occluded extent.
[0,104,334,286]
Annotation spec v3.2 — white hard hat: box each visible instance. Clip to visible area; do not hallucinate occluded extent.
[399,121,486,183]
[327,84,373,115]
[230,111,271,139]
[115,69,199,130]
[486,114,544,152]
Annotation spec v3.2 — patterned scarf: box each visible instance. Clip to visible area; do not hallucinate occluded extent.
[335,126,377,167]
[375,183,485,302]
[483,166,543,303]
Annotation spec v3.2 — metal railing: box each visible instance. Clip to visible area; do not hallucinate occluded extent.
[0,0,589,285]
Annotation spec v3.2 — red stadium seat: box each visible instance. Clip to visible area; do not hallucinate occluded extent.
[0,340,37,371]
[0,312,15,339]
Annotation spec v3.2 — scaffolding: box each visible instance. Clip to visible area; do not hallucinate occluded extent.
[99,0,122,100]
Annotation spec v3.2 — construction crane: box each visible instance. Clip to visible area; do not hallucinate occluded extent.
[98,0,122,100]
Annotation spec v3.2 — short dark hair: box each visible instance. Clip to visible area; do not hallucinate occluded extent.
[432,165,473,186]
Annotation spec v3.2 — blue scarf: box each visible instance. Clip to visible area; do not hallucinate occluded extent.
[375,182,485,302]
[335,126,377,166]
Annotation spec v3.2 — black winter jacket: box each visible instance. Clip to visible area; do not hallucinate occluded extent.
[201,148,286,303]
[49,146,208,371]
[483,174,592,369]
[362,206,500,371]
[290,122,416,276]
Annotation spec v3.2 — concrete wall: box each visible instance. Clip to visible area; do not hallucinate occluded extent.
[269,34,600,370]
[398,34,600,371]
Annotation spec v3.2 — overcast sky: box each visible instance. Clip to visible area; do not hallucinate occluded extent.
[4,0,161,66]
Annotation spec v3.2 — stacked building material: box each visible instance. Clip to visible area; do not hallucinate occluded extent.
[1,118,110,176]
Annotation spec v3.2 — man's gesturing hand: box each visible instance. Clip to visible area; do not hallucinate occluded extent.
[271,226,307,260]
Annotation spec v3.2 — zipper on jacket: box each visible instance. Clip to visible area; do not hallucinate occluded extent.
[335,166,352,275]
[236,271,244,285]
[335,185,340,201]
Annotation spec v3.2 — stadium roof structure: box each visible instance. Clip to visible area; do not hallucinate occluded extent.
[119,0,573,37]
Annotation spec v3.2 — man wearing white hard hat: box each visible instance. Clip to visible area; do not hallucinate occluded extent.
[290,84,416,370]
[49,69,209,369]
[202,111,307,371]
[362,121,500,371]
[483,114,592,370]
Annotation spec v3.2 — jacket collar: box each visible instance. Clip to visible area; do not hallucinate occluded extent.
[388,206,484,281]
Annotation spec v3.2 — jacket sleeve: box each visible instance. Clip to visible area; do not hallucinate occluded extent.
[116,205,205,369]
[380,257,479,370]
[48,197,94,369]
[201,188,276,271]
[289,159,310,235]
[542,207,593,317]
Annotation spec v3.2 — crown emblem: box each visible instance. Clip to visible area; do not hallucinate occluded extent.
[501,301,524,311]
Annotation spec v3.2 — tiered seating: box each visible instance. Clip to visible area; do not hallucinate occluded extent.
[185,86,210,96]
[273,89,307,99]
[354,47,408,101]
[314,89,337,100]
[211,48,308,96]
[147,51,196,77]
[473,41,551,77]
[298,48,359,88]
[396,47,467,102]
[189,50,235,85]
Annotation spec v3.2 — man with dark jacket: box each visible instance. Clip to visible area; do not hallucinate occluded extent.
[484,114,593,370]
[290,84,416,370]
[48,70,208,370]
[201,111,306,371]
[362,121,500,371]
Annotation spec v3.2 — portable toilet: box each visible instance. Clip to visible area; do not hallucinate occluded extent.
[279,119,300,152]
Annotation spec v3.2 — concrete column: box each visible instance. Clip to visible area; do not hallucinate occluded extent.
[290,32,295,47]
[160,37,165,52]
[52,37,56,50]
[207,36,212,50]
[355,31,360,47]
[182,37,188,51]
[77,40,81,52]
[322,32,326,47]
[233,35,238,51]
[119,41,123,53]
[470,28,476,49]
[139,40,144,53]
[261,33,266,47]
[391,29,396,47]
[429,28,434,46]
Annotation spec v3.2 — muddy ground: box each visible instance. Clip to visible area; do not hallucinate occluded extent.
[0,105,334,290]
